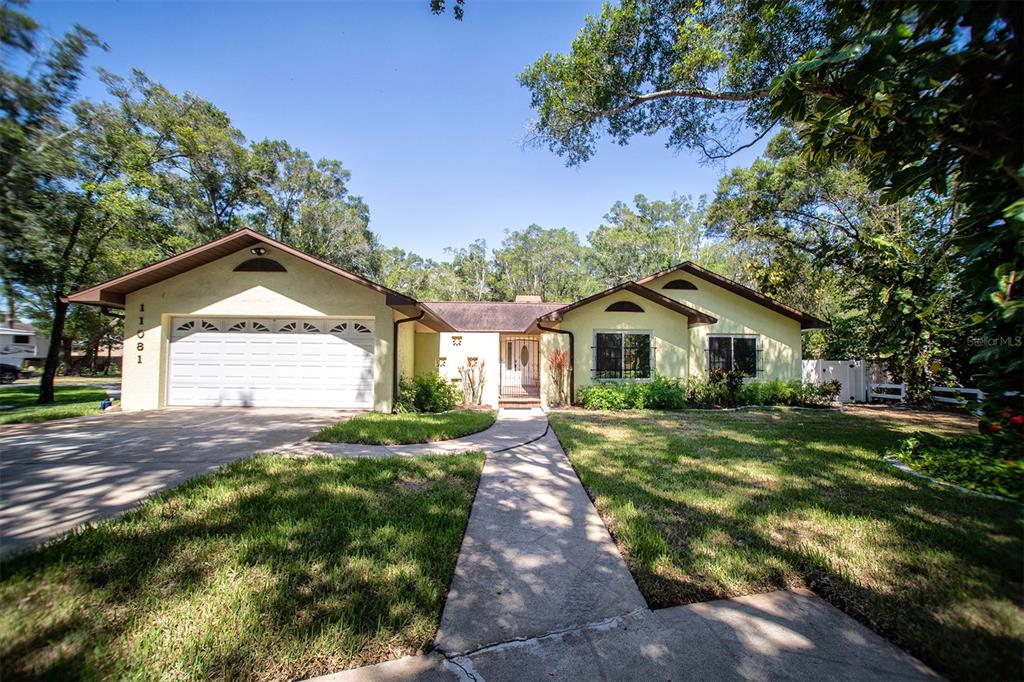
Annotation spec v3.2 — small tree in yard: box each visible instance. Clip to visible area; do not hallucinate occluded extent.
[547,348,571,406]
[458,357,485,405]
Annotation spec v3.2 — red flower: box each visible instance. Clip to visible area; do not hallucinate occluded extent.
[1001,409,1013,418]
[989,422,1004,433]
[1010,415,1024,427]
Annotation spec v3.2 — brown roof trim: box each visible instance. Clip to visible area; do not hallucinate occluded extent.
[637,262,828,330]
[396,303,456,333]
[65,228,419,310]
[538,282,717,326]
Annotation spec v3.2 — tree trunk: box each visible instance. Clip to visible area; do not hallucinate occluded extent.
[1,270,15,325]
[38,297,68,404]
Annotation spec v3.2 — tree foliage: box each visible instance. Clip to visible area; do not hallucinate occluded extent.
[522,0,1022,412]
[588,194,708,284]
[710,131,971,395]
[519,0,827,164]
[491,225,595,303]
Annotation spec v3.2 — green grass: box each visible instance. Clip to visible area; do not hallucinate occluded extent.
[0,385,110,424]
[0,452,485,681]
[313,410,496,445]
[548,407,1023,681]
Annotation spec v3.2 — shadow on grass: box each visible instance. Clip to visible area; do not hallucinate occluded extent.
[550,408,1023,681]
[0,452,484,681]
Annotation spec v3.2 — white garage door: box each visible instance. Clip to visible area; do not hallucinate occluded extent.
[167,317,375,408]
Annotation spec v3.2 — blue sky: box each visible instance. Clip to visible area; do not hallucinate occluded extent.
[32,0,768,260]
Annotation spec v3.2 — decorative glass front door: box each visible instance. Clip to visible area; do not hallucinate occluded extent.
[500,335,540,398]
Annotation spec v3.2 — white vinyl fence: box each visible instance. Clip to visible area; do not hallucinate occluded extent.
[802,359,868,404]
[803,359,991,405]
[931,386,985,404]
[867,383,906,402]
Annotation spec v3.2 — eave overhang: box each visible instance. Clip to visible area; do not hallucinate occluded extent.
[63,229,453,326]
[537,282,717,327]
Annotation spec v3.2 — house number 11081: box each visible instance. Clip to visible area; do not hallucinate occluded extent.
[137,303,144,364]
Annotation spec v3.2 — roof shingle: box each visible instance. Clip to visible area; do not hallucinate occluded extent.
[422,301,566,332]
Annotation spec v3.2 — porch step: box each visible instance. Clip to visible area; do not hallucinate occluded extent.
[499,398,541,409]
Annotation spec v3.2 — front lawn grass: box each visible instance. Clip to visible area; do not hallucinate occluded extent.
[314,409,496,445]
[548,407,1023,681]
[0,385,110,425]
[0,452,485,681]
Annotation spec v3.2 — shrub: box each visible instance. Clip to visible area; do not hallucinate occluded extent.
[578,375,686,410]
[685,375,730,407]
[643,375,686,409]
[579,375,843,411]
[889,433,1024,501]
[578,383,631,410]
[738,379,802,406]
[977,403,1024,457]
[802,379,842,406]
[708,369,745,407]
[396,374,463,413]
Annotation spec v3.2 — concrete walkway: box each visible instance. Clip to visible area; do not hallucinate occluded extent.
[434,427,646,654]
[279,408,550,458]
[313,413,936,681]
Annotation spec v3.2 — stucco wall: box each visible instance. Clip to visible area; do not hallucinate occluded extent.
[644,271,803,380]
[120,244,396,412]
[558,289,691,391]
[436,332,500,408]
[396,318,416,381]
[412,332,439,377]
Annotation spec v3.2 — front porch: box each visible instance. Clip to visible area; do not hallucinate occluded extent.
[499,334,541,407]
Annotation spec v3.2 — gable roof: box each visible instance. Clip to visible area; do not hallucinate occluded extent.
[66,228,417,307]
[538,282,717,326]
[422,301,566,333]
[637,262,828,330]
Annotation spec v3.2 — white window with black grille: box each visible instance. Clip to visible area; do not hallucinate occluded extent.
[593,330,653,380]
[706,335,760,377]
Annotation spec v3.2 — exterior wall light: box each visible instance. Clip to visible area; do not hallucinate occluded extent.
[250,247,267,256]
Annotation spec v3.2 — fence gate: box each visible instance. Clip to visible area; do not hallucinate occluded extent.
[802,359,867,403]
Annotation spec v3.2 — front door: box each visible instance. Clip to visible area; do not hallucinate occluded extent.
[500,335,539,398]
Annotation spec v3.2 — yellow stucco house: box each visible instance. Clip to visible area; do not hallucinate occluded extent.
[67,229,825,412]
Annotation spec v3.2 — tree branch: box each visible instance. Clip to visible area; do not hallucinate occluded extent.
[695,125,776,160]
[599,87,772,118]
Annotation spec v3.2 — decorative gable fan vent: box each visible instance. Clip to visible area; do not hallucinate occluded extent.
[331,322,348,333]
[663,279,697,290]
[302,322,319,333]
[233,258,286,272]
[175,319,219,333]
[227,321,247,332]
[605,301,644,313]
[353,323,371,334]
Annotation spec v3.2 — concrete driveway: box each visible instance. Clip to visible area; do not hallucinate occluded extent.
[0,407,349,556]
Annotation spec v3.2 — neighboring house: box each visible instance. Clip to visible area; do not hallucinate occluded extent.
[0,318,49,368]
[67,229,825,412]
